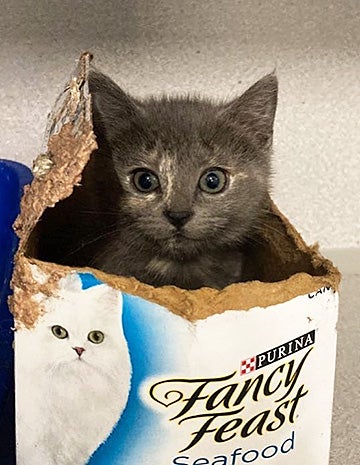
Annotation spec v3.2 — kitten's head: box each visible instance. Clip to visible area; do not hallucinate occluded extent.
[19,275,130,382]
[89,70,278,259]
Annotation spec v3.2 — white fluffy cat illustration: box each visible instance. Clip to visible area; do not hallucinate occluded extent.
[16,273,131,465]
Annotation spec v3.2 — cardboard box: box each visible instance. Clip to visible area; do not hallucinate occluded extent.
[11,53,341,465]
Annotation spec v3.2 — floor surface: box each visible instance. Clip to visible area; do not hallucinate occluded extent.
[330,273,360,464]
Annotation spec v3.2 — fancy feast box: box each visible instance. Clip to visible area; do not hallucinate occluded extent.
[11,53,340,465]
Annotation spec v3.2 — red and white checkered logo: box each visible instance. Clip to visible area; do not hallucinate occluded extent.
[240,356,256,375]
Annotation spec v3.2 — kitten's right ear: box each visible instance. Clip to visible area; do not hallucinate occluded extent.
[88,69,141,143]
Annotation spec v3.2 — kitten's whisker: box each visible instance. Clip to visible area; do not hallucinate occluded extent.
[243,234,267,247]
[90,225,151,267]
[62,226,123,259]
[253,221,289,241]
[77,209,122,217]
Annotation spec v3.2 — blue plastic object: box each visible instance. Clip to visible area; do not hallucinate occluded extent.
[0,160,32,463]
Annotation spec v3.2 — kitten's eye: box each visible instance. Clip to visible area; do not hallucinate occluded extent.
[199,168,227,194]
[88,330,105,344]
[132,170,160,193]
[51,325,68,340]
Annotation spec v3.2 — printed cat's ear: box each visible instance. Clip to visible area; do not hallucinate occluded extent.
[222,73,278,149]
[89,69,142,143]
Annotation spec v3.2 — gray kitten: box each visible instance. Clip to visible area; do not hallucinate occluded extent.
[37,70,278,290]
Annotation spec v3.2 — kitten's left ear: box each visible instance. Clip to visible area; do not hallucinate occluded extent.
[222,73,278,149]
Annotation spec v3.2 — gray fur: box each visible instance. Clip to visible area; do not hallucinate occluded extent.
[37,70,278,290]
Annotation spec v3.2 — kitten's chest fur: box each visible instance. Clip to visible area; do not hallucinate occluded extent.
[146,252,244,289]
[95,235,243,289]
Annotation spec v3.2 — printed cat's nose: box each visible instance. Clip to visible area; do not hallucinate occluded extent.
[164,210,193,228]
[73,347,85,357]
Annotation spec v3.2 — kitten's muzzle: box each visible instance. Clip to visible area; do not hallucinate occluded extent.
[73,347,85,357]
[163,210,193,229]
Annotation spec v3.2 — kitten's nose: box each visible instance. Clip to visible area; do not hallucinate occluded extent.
[73,347,85,357]
[164,210,193,228]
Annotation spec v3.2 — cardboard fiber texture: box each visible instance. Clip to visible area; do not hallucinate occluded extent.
[11,53,341,465]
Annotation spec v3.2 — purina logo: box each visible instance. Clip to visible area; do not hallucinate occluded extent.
[240,330,316,375]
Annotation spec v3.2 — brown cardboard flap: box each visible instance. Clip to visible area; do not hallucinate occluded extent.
[11,53,341,327]
[14,52,97,253]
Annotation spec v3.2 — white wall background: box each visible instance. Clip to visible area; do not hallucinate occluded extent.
[1,0,359,248]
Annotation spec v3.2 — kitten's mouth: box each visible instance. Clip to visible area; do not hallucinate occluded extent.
[173,231,187,239]
[169,230,194,243]
[172,230,207,244]
[161,230,205,258]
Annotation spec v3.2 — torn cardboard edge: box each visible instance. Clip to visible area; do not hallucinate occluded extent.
[14,52,97,251]
[10,52,341,328]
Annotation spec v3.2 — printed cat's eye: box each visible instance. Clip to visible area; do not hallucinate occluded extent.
[88,330,105,344]
[51,325,68,339]
[132,169,160,193]
[199,168,227,194]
